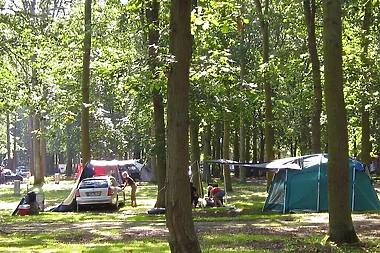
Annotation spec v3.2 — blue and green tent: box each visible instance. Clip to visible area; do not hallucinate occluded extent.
[261,154,380,213]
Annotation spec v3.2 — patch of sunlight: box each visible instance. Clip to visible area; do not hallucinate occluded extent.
[239,192,267,198]
[204,233,287,242]
[96,231,114,237]
[0,202,18,210]
[0,247,22,252]
[130,225,168,232]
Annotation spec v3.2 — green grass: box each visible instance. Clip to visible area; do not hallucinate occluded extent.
[1,178,379,252]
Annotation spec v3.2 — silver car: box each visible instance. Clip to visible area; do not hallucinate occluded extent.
[75,176,125,211]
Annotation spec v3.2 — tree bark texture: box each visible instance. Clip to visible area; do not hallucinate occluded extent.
[6,112,11,170]
[13,116,17,171]
[213,121,222,178]
[252,113,258,163]
[361,107,370,168]
[239,3,247,182]
[31,52,44,185]
[40,113,47,180]
[360,0,372,168]
[153,90,166,207]
[147,0,166,208]
[233,128,240,178]
[28,115,34,174]
[245,127,251,176]
[81,0,92,167]
[304,0,322,154]
[223,117,232,192]
[323,0,359,244]
[190,120,201,197]
[165,0,201,251]
[255,0,274,190]
[202,124,212,183]
[239,120,246,182]
[33,114,42,184]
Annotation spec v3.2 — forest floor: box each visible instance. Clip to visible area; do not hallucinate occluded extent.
[1,178,380,252]
[1,209,380,252]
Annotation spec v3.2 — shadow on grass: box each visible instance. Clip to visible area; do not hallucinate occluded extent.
[1,178,379,253]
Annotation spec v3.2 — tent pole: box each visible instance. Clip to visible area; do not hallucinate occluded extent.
[351,163,356,211]
[317,154,322,212]
[283,169,288,213]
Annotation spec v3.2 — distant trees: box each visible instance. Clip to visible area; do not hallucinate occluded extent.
[0,0,379,217]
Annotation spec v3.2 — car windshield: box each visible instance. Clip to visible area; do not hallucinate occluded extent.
[79,179,108,189]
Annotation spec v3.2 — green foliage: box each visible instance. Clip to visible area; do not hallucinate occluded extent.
[0,0,379,167]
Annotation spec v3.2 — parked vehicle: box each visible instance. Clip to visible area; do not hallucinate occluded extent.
[75,176,125,211]
[16,166,31,177]
[4,169,23,183]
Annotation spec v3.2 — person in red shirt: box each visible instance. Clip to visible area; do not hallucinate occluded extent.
[208,185,225,207]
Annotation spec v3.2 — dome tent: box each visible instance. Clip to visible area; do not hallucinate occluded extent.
[262,154,380,213]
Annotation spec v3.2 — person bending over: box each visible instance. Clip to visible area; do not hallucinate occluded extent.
[122,171,137,207]
[209,185,225,207]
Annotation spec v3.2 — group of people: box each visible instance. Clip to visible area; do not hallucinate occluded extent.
[190,182,226,208]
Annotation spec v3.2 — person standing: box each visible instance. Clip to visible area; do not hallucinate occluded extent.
[190,182,199,207]
[0,166,5,184]
[122,171,137,207]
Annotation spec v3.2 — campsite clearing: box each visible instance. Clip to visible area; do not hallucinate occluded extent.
[0,177,380,252]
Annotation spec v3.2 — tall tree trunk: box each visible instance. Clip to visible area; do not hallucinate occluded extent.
[361,108,370,167]
[6,112,11,170]
[239,121,246,182]
[213,121,222,178]
[40,112,47,178]
[65,122,74,176]
[255,0,274,191]
[28,115,34,174]
[81,0,92,166]
[165,0,201,251]
[190,120,201,197]
[245,125,251,177]
[33,113,43,184]
[300,116,310,155]
[233,130,240,178]
[153,87,166,208]
[323,0,359,244]
[150,124,157,183]
[304,0,322,154]
[13,115,17,171]
[223,117,232,192]
[360,0,372,168]
[238,3,247,182]
[146,0,166,208]
[202,124,212,183]
[252,113,258,163]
